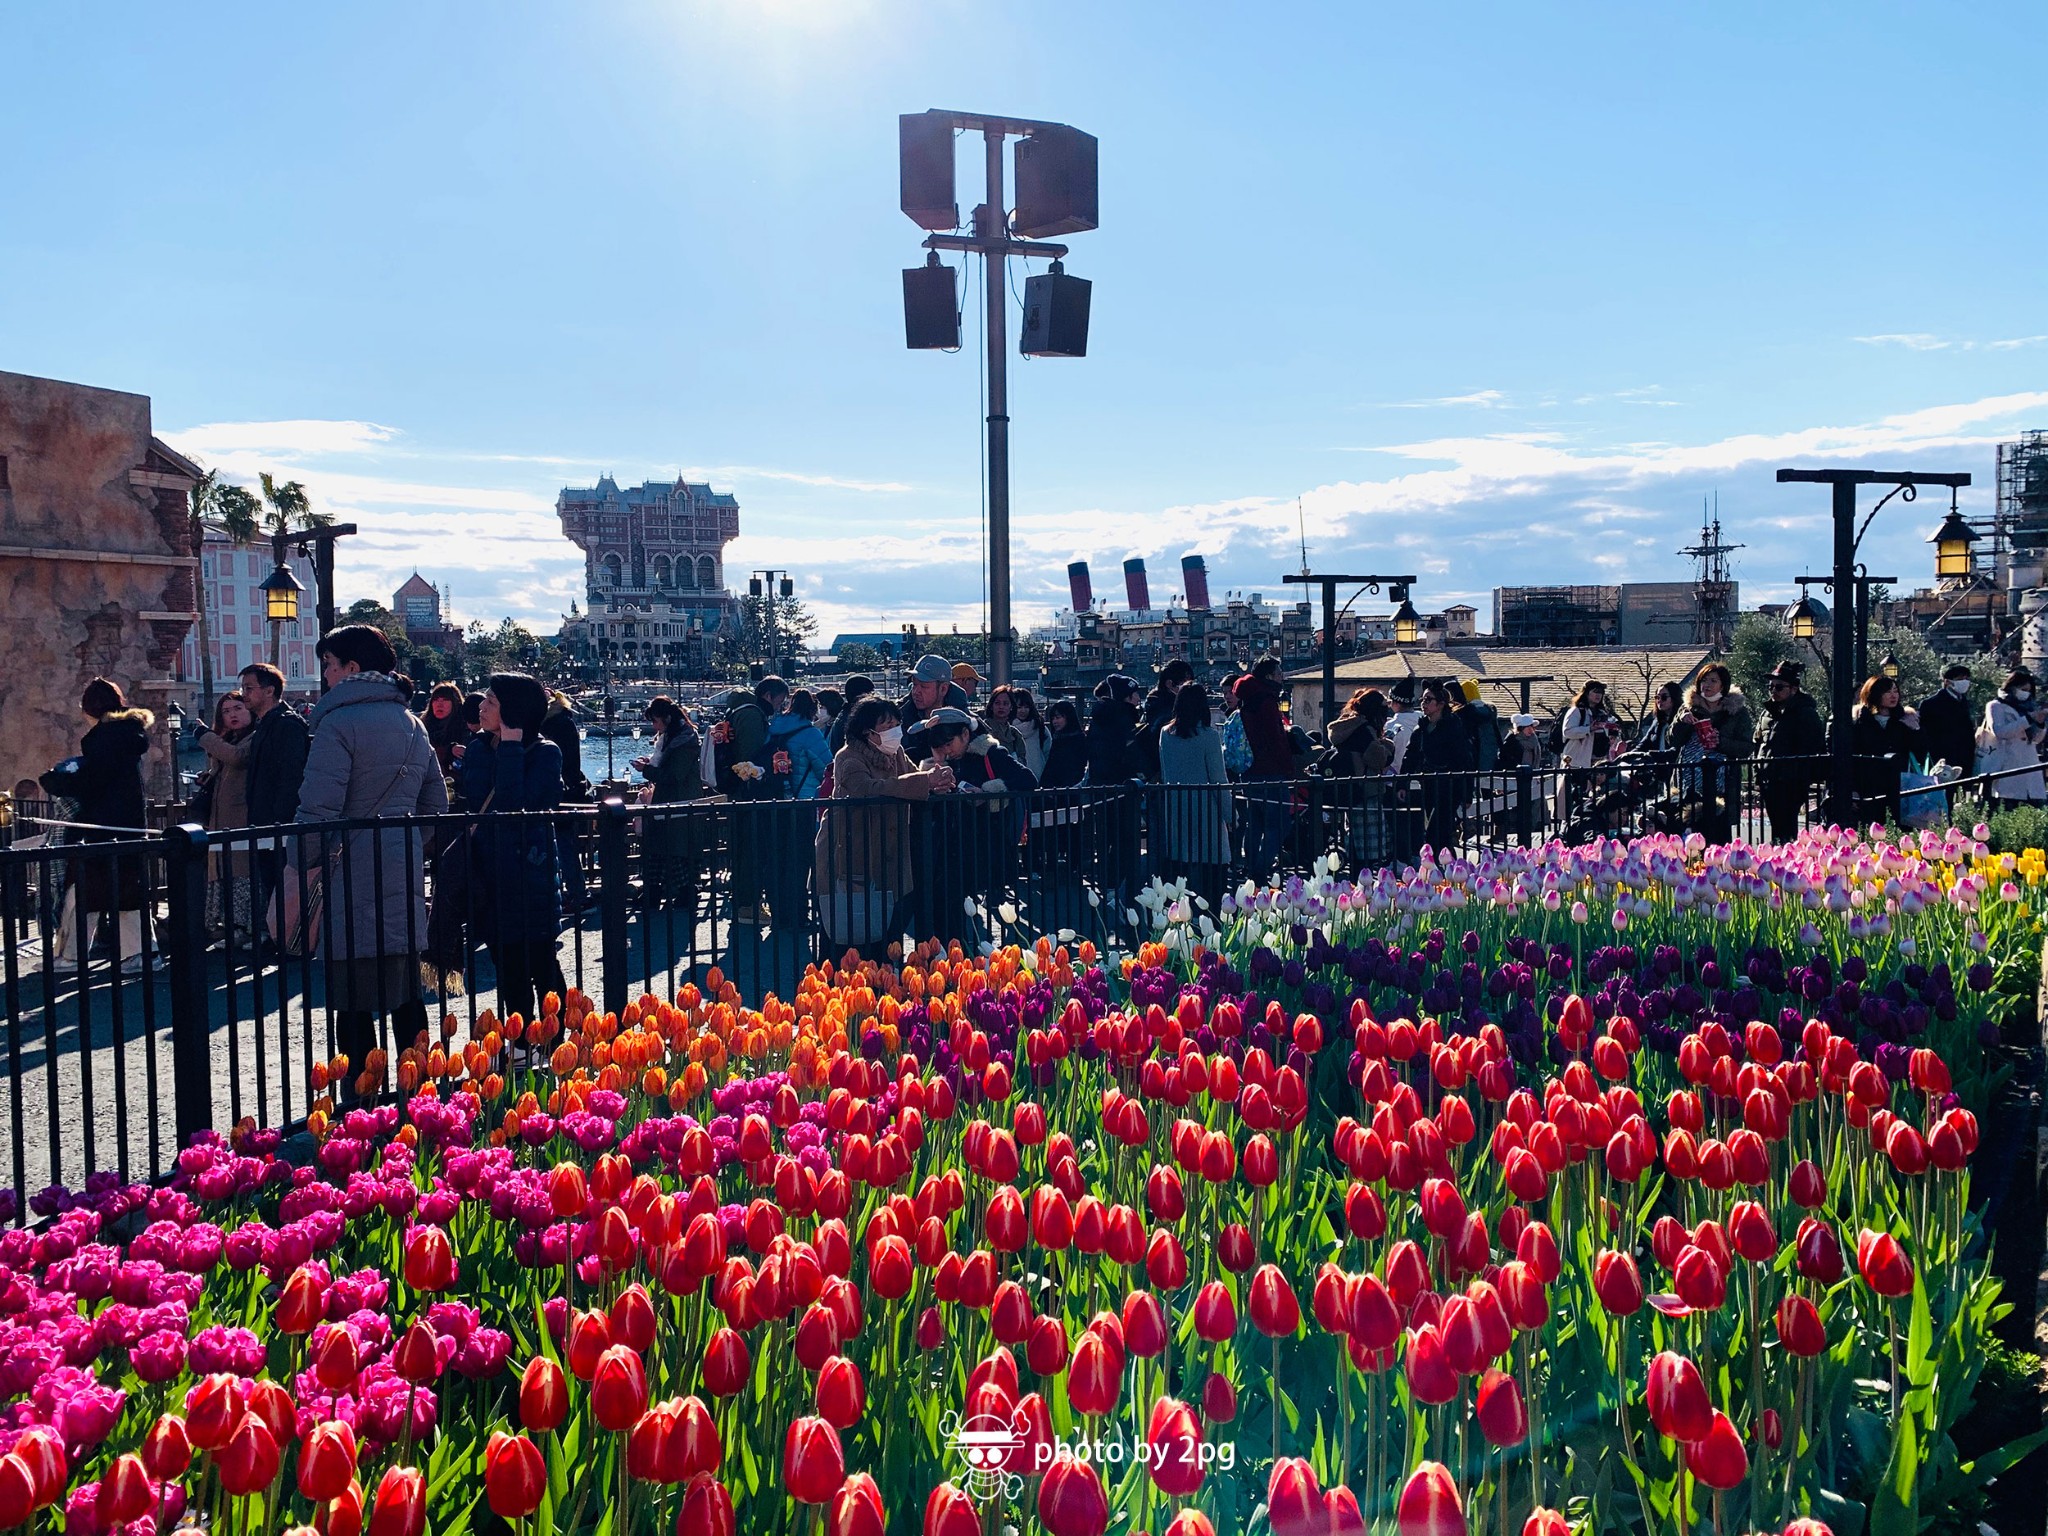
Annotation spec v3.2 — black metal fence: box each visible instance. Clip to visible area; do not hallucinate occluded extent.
[0,748,2031,1219]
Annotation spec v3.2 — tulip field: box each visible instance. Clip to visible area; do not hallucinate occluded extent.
[0,823,2042,1536]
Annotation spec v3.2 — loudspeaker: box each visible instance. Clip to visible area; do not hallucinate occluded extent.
[899,111,957,231]
[903,259,960,350]
[1020,267,1091,358]
[1013,125,1099,238]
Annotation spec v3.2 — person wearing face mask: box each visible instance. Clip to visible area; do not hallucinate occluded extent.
[906,706,1037,942]
[1757,660,1825,842]
[1981,668,2047,803]
[1675,663,1752,844]
[1916,663,1977,779]
[813,696,953,954]
[1850,673,1920,823]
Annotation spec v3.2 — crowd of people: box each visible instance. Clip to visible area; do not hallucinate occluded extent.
[30,631,2048,1018]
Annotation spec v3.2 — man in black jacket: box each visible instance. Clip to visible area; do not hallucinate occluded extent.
[1917,663,1977,778]
[1757,660,1825,844]
[237,662,309,948]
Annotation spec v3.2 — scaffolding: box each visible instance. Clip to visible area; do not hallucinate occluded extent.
[1997,431,2048,582]
[1495,585,1619,647]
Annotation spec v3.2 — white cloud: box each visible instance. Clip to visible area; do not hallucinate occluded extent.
[1853,334,1951,351]
[1382,389,1507,409]
[157,391,2048,642]
[1988,335,2048,351]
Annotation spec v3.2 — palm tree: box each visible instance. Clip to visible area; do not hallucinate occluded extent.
[257,473,333,666]
[189,467,264,708]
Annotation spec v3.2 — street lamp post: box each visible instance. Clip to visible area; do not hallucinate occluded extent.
[750,570,793,677]
[1776,468,1970,821]
[1283,572,1418,731]
[260,536,305,668]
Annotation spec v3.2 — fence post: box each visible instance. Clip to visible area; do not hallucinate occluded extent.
[1516,765,1535,847]
[596,798,630,1019]
[162,823,214,1150]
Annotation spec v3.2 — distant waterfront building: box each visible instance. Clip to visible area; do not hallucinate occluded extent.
[179,532,318,698]
[555,474,739,673]
[393,572,464,658]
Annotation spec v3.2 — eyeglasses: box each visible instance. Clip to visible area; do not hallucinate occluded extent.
[1768,680,1792,690]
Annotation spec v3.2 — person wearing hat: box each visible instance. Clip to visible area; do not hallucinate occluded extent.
[899,654,970,761]
[1450,678,1500,772]
[1916,662,1977,779]
[1758,659,1825,842]
[951,661,982,703]
[1983,668,2047,803]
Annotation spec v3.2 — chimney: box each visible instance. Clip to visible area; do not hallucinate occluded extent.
[1181,554,1211,612]
[1067,561,1093,613]
[1123,557,1150,613]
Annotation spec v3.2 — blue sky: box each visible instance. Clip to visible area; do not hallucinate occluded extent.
[4,2,2044,639]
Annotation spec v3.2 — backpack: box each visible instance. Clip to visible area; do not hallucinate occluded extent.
[1221,712,1252,775]
[1545,712,1567,756]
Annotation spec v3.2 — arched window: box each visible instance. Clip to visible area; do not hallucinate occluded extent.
[652,555,672,589]
[698,556,717,590]
[601,552,623,587]
[676,556,697,589]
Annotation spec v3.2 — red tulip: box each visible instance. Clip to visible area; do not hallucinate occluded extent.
[1776,1294,1827,1357]
[1761,1408,1784,1449]
[703,1328,751,1397]
[1516,1220,1560,1284]
[567,1307,613,1380]
[1218,1222,1256,1271]
[677,1473,736,1536]
[1856,1229,1914,1297]
[1646,1351,1712,1443]
[923,1482,982,1536]
[829,1472,887,1536]
[392,1320,443,1384]
[1592,1250,1643,1316]
[248,1376,297,1445]
[1690,1410,1749,1489]
[1166,1511,1220,1536]
[626,1402,679,1483]
[1673,1245,1726,1312]
[8,1431,61,1513]
[314,1326,360,1391]
[1783,1520,1835,1536]
[401,1225,456,1292]
[1405,1323,1458,1405]
[1728,1201,1778,1263]
[276,1265,327,1335]
[782,1416,844,1505]
[99,1453,153,1525]
[1038,1457,1109,1536]
[1385,1239,1430,1306]
[1524,1510,1569,1536]
[484,1432,546,1519]
[1192,1279,1237,1342]
[299,1419,359,1501]
[1248,1264,1300,1336]
[520,1356,567,1432]
[185,1372,248,1454]
[143,1414,190,1480]
[1397,1460,1466,1536]
[325,1477,368,1536]
[1202,1370,1237,1423]
[1476,1367,1527,1446]
[547,1161,588,1216]
[218,1411,281,1497]
[1796,1218,1844,1284]
[1146,1396,1204,1496]
[592,1345,649,1432]
[816,1355,866,1428]
[0,1458,33,1530]
[1267,1457,1324,1536]
[610,1282,659,1353]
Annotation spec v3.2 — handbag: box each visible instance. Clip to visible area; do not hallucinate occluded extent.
[268,859,327,956]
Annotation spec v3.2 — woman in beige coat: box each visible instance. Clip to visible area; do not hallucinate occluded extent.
[194,693,256,941]
[813,695,954,954]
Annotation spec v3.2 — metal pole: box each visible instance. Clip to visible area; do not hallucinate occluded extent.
[1319,578,1339,730]
[983,127,1013,688]
[1829,480,1857,822]
[270,532,286,667]
[1853,574,1869,689]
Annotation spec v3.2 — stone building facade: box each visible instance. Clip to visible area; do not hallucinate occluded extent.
[556,474,739,672]
[0,370,201,798]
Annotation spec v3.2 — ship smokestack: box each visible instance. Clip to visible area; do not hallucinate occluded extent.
[1181,554,1211,612]
[1123,557,1150,613]
[1067,561,1093,612]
